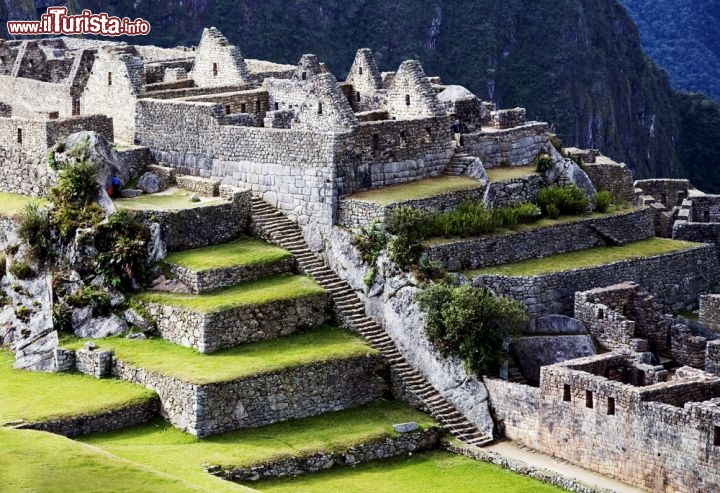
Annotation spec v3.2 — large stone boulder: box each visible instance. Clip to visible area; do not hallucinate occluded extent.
[137,172,166,194]
[511,335,597,384]
[543,145,597,200]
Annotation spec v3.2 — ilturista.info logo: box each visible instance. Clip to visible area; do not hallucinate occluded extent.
[7,7,150,36]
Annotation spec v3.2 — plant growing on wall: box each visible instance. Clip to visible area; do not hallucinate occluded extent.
[94,210,151,291]
[49,161,104,239]
[352,221,388,288]
[417,283,528,376]
[18,202,53,262]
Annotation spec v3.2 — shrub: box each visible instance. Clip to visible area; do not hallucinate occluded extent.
[18,202,53,262]
[49,161,103,239]
[595,190,614,213]
[536,185,590,216]
[353,221,387,265]
[417,283,528,376]
[52,302,73,333]
[512,202,543,223]
[386,207,428,269]
[534,153,555,173]
[94,210,151,290]
[67,285,112,317]
[9,261,35,280]
[416,257,448,282]
[546,203,560,219]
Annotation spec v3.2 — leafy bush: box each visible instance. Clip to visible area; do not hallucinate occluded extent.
[386,207,428,269]
[417,283,528,376]
[9,261,35,279]
[52,302,73,333]
[352,221,388,288]
[512,202,543,223]
[416,257,448,282]
[94,210,151,290]
[67,285,112,317]
[546,203,560,219]
[49,161,103,239]
[18,202,53,262]
[534,154,555,173]
[536,185,590,216]
[595,190,613,213]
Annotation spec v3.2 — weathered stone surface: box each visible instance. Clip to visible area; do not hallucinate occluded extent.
[511,335,597,384]
[527,315,587,336]
[73,312,128,339]
[393,422,419,433]
[137,172,166,194]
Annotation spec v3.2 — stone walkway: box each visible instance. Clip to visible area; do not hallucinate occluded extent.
[486,442,647,493]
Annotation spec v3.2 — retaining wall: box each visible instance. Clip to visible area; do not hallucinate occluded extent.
[461,123,550,168]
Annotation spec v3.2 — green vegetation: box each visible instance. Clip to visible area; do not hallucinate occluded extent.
[64,325,376,384]
[166,238,292,271]
[417,284,528,376]
[469,238,700,277]
[485,166,538,182]
[115,189,226,211]
[80,401,435,491]
[258,450,564,493]
[677,93,720,194]
[534,154,555,174]
[0,192,47,219]
[352,222,388,288]
[8,261,35,279]
[67,285,113,317]
[0,350,155,424]
[17,202,53,262]
[0,429,202,493]
[134,274,325,313]
[347,176,482,206]
[94,210,151,290]
[423,202,542,239]
[594,191,613,213]
[385,206,428,269]
[536,185,590,216]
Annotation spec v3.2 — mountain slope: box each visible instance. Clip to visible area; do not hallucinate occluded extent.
[620,0,720,100]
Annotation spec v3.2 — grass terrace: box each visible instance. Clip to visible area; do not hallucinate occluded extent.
[425,205,637,246]
[346,176,483,206]
[0,191,48,218]
[485,165,538,182]
[63,325,377,385]
[0,351,155,425]
[134,274,324,313]
[1,428,204,493]
[468,238,701,277]
[257,450,564,493]
[165,238,292,271]
[115,188,226,211]
[80,401,435,491]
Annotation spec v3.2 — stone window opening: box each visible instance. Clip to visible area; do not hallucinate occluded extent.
[598,308,604,320]
[586,390,594,409]
[318,102,323,115]
[357,91,361,102]
[302,72,307,81]
[405,94,411,106]
[424,127,433,143]
[256,100,261,113]
[372,134,380,150]
[714,426,720,446]
[108,72,112,86]
[72,98,80,116]
[705,210,711,222]
[399,130,407,147]
[225,105,231,114]
[16,127,22,144]
[212,63,218,77]
[661,192,667,205]
[607,397,615,415]
[240,103,246,113]
[563,384,571,402]
[359,66,363,75]
[678,191,686,202]
[274,102,279,111]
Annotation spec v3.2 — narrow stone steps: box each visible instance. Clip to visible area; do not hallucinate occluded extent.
[250,195,494,449]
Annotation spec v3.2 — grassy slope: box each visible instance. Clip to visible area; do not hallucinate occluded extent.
[486,166,539,182]
[424,205,637,245]
[165,238,292,271]
[81,401,435,489]
[346,176,483,205]
[257,450,564,493]
[134,274,324,313]
[115,189,226,211]
[0,192,48,218]
[0,351,155,424]
[64,325,377,385]
[469,238,700,277]
[0,428,208,493]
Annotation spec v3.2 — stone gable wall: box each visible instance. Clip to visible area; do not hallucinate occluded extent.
[192,28,251,87]
[0,75,73,117]
[386,60,444,119]
[470,244,719,318]
[428,208,654,271]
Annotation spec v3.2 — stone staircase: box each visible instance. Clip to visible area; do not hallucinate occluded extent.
[445,149,476,176]
[251,196,494,447]
[507,358,528,385]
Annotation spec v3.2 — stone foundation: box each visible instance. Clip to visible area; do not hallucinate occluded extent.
[462,123,550,168]
[113,354,388,437]
[485,174,544,208]
[140,292,330,353]
[427,207,654,271]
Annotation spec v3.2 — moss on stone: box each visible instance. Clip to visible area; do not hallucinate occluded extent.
[165,238,292,271]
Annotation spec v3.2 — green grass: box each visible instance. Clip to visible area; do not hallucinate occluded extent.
[115,188,226,211]
[0,428,208,493]
[257,450,564,493]
[486,165,538,182]
[468,238,701,277]
[166,238,292,271]
[0,191,48,218]
[0,351,156,424]
[346,176,483,206]
[425,205,636,245]
[63,325,377,384]
[134,274,325,313]
[80,401,435,491]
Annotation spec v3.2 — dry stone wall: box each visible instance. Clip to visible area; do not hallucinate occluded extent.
[462,123,550,167]
[113,354,387,437]
[427,208,654,271]
[582,161,635,203]
[470,244,719,318]
[141,292,330,353]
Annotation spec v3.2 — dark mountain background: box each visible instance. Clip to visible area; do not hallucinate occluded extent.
[3,0,720,191]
